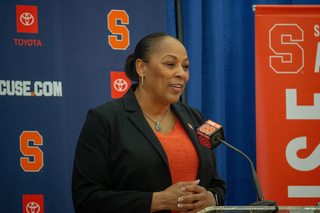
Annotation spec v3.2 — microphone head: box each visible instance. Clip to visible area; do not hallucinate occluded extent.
[196,120,225,149]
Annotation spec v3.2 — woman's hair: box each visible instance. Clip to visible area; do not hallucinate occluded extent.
[124,32,178,82]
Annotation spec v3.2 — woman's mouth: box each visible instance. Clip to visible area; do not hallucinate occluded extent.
[170,84,183,92]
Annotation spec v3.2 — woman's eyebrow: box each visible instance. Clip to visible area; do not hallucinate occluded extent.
[161,55,189,62]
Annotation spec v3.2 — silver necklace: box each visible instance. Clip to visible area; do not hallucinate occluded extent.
[142,107,170,132]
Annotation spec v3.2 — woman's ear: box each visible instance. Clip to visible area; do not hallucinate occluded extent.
[135,58,145,77]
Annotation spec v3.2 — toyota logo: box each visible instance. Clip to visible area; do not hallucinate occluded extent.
[26,202,40,213]
[114,79,128,92]
[20,13,34,26]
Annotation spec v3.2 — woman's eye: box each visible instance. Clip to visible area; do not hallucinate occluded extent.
[166,63,175,67]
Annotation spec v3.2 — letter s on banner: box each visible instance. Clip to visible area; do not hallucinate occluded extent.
[107,10,130,50]
[20,131,43,172]
[286,136,320,171]
[269,24,304,74]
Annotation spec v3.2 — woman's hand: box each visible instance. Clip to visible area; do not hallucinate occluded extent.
[177,180,217,213]
[151,180,216,212]
[151,180,201,212]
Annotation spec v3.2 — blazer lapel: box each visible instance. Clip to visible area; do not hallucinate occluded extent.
[122,86,170,169]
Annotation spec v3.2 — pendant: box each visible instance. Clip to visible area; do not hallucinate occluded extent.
[155,122,162,132]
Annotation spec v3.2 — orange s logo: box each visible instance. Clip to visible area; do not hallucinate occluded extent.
[199,124,215,135]
[199,136,211,149]
[107,10,130,50]
[20,131,43,172]
[269,24,304,74]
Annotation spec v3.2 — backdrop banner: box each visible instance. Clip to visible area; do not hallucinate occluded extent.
[0,1,167,212]
[255,5,320,205]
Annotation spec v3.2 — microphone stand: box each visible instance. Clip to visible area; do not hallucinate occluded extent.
[216,138,278,208]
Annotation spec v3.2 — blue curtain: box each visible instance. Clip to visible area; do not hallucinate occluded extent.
[167,0,320,205]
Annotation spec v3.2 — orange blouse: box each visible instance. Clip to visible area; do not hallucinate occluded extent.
[154,119,199,184]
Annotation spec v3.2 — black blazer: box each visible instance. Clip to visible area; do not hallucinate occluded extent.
[72,85,226,213]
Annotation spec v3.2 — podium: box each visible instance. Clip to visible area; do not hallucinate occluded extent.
[199,206,320,213]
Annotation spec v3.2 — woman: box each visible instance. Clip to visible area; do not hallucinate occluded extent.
[72,32,226,213]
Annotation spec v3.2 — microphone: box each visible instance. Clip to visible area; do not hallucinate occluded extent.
[197,120,278,207]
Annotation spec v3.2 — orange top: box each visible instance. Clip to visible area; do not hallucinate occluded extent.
[154,119,199,185]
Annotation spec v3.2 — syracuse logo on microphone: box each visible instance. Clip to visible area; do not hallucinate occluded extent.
[196,120,224,149]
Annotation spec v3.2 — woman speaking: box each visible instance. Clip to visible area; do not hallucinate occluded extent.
[72,32,226,213]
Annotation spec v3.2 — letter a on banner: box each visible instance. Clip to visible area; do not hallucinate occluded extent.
[255,5,320,206]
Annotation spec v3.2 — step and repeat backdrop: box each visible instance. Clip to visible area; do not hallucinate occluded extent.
[0,1,167,212]
[255,5,320,206]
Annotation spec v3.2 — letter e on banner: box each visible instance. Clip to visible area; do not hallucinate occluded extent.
[107,10,130,50]
[20,131,43,172]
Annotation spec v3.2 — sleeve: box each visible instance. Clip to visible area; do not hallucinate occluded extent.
[206,148,227,206]
[72,108,153,213]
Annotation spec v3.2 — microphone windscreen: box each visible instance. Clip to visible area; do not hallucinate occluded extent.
[196,120,225,149]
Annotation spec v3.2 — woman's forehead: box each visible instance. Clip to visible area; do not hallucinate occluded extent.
[151,37,187,58]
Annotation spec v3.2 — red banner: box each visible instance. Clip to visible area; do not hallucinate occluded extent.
[255,5,320,206]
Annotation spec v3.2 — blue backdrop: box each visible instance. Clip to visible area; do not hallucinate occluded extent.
[0,1,166,212]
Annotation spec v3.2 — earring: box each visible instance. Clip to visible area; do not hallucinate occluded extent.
[141,76,144,86]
